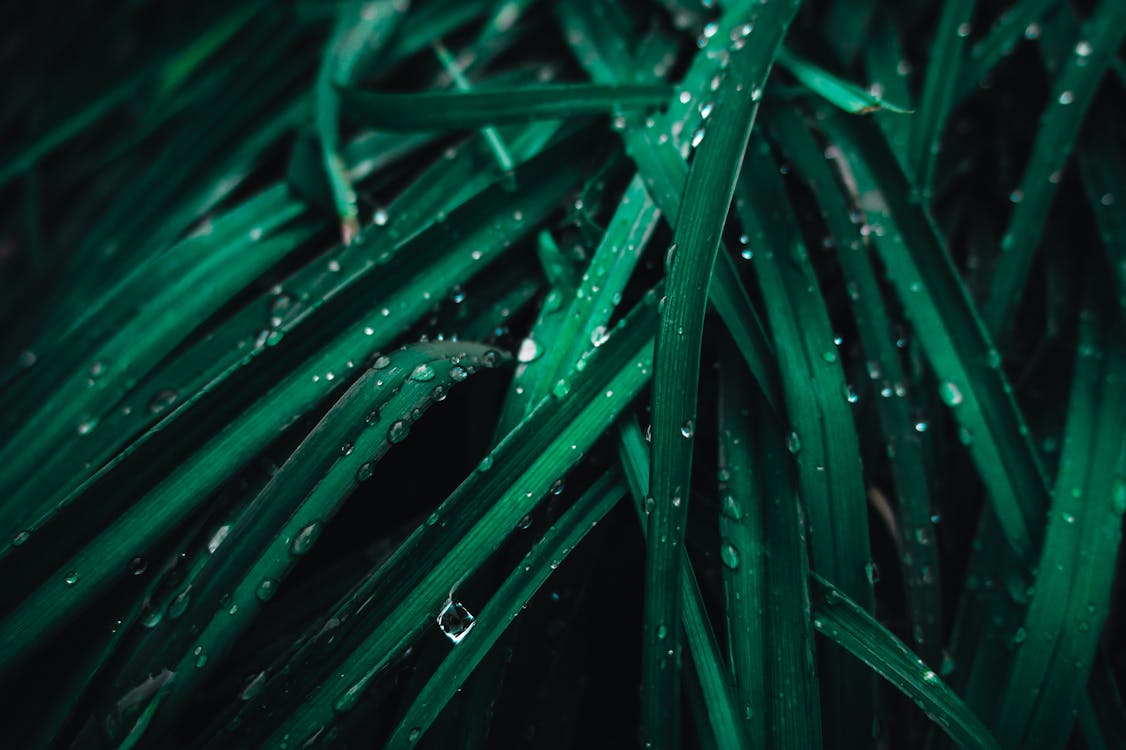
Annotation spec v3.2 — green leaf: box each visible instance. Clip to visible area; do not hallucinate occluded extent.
[337,82,671,131]
[993,305,1126,750]
[385,471,627,749]
[778,47,912,114]
[811,574,1003,750]
[644,5,799,746]
[982,0,1126,342]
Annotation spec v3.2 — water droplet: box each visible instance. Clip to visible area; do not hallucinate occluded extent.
[657,624,668,640]
[1009,189,1024,203]
[1062,512,1076,525]
[128,557,148,576]
[408,727,422,743]
[865,561,880,584]
[516,338,541,363]
[821,350,838,363]
[1058,90,1074,105]
[388,420,410,444]
[437,599,476,643]
[256,579,278,602]
[956,21,971,37]
[720,542,740,570]
[550,478,566,496]
[168,588,191,618]
[12,530,31,546]
[681,419,694,439]
[1075,40,1092,57]
[482,350,500,368]
[590,326,610,348]
[721,494,742,521]
[1024,23,1041,40]
[844,385,860,403]
[690,127,705,148]
[750,86,763,102]
[678,90,691,104]
[356,461,375,482]
[64,571,80,586]
[77,418,97,436]
[922,669,938,683]
[478,455,494,472]
[914,420,929,433]
[939,381,963,406]
[373,207,389,226]
[411,363,435,381]
[786,431,802,454]
[372,354,391,370]
[291,522,321,555]
[552,379,571,398]
[698,101,714,119]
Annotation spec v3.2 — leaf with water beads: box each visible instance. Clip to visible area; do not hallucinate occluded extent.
[85,342,507,747]
[337,82,672,132]
[810,574,1002,750]
[777,47,913,115]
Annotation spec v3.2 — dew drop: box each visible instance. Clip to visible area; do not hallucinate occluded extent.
[388,420,411,444]
[64,571,80,586]
[939,381,963,406]
[256,579,278,602]
[720,542,740,570]
[168,588,191,618]
[478,455,494,472]
[1058,90,1074,105]
[786,431,802,454]
[373,207,389,226]
[291,522,321,555]
[356,461,375,482]
[437,599,476,643]
[865,561,880,584]
[411,363,435,381]
[516,338,541,363]
[13,530,31,546]
[681,419,695,439]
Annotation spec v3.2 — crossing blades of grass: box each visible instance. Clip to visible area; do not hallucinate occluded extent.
[735,135,874,750]
[863,15,914,166]
[810,574,1002,750]
[338,82,672,131]
[316,0,410,242]
[956,0,1061,102]
[817,111,1049,562]
[908,0,976,193]
[102,342,507,747]
[769,107,942,662]
[617,418,752,750]
[644,4,798,745]
[982,0,1126,343]
[1078,129,1126,319]
[222,291,658,748]
[718,341,822,748]
[777,47,912,114]
[0,131,597,676]
[383,471,627,749]
[993,303,1126,750]
[556,0,783,413]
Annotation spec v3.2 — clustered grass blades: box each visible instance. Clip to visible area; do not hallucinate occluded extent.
[0,1,1123,749]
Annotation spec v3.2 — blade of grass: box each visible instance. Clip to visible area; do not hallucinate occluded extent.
[337,82,671,131]
[734,135,874,750]
[718,340,823,748]
[777,47,912,114]
[383,472,627,749]
[235,291,658,748]
[0,131,596,677]
[617,418,753,750]
[817,111,1049,562]
[106,341,507,747]
[644,5,799,745]
[556,0,782,413]
[982,0,1126,342]
[908,0,977,193]
[768,107,943,661]
[316,0,410,242]
[810,574,1002,750]
[993,303,1126,750]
